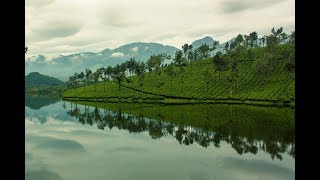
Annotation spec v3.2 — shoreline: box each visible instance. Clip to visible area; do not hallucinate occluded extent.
[61,96,295,108]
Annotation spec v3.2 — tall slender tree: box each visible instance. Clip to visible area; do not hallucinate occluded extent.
[111,65,126,91]
[173,50,187,94]
[134,61,146,96]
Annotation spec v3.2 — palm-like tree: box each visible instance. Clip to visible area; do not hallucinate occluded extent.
[111,65,126,91]
[134,61,146,96]
[173,50,187,94]
[84,68,92,92]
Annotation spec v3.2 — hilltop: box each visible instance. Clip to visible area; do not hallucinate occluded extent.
[25,72,64,88]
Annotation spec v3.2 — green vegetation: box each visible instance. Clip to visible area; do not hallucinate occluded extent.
[65,101,295,160]
[25,85,69,98]
[62,27,295,106]
[25,72,64,88]
[25,72,67,97]
[25,96,59,109]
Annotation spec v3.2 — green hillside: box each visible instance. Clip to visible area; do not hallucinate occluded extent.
[25,72,64,88]
[62,43,294,106]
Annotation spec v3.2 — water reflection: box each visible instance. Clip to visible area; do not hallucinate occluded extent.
[64,101,295,161]
[25,96,59,110]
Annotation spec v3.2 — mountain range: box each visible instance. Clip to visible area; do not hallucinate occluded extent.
[25,36,237,81]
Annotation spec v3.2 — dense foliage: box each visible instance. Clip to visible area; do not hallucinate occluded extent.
[25,72,64,88]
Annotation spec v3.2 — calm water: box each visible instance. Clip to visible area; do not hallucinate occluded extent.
[25,97,295,180]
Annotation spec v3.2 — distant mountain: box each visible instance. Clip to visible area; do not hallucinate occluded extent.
[25,36,265,81]
[25,42,179,81]
[191,36,216,49]
[25,72,64,88]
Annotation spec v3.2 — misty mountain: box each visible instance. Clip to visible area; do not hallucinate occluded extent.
[25,42,179,81]
[191,36,216,49]
[25,36,263,81]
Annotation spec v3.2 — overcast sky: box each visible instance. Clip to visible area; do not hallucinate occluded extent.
[26,0,295,59]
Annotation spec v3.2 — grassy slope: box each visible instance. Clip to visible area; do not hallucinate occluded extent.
[63,44,295,104]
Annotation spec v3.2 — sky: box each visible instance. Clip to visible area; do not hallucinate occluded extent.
[26,0,295,60]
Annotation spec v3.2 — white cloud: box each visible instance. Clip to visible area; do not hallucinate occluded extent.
[131,47,139,52]
[26,0,295,58]
[111,52,125,57]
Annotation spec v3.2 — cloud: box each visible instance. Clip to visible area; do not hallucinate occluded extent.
[219,0,287,13]
[30,135,86,152]
[131,47,139,52]
[27,20,83,42]
[25,0,295,58]
[25,169,63,180]
[219,157,294,179]
[26,0,55,8]
[111,52,125,57]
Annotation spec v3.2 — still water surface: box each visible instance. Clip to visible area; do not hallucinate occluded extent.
[25,97,295,180]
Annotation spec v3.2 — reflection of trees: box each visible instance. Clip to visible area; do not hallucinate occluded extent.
[66,102,295,161]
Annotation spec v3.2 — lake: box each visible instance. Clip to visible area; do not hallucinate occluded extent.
[25,97,295,180]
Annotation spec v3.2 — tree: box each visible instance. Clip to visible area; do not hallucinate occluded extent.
[213,52,228,80]
[230,45,247,92]
[84,68,92,92]
[173,50,187,94]
[267,27,283,46]
[192,49,200,61]
[249,31,258,48]
[280,32,288,43]
[93,71,99,92]
[289,31,295,44]
[261,36,266,47]
[182,44,192,58]
[235,34,243,45]
[182,44,193,72]
[224,42,229,52]
[154,54,167,88]
[203,68,213,97]
[78,71,85,86]
[106,66,113,80]
[197,44,210,59]
[164,64,177,95]
[244,35,250,47]
[147,54,166,87]
[134,61,146,95]
[111,65,126,91]
[127,57,137,76]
